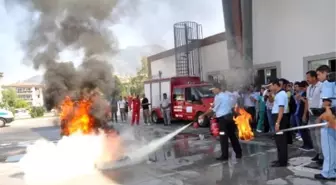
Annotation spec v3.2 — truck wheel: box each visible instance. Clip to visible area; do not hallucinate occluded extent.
[195,112,210,127]
[151,112,161,124]
[0,118,6,128]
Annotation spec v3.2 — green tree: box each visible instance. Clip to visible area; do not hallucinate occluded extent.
[15,99,30,108]
[2,88,18,107]
[1,88,30,109]
[128,57,149,95]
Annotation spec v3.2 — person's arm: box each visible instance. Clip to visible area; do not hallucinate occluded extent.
[321,82,335,107]
[201,97,219,118]
[275,94,286,131]
[268,93,275,103]
[302,97,308,122]
[250,94,257,103]
[317,106,335,129]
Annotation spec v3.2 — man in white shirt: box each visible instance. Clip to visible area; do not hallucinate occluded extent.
[160,93,171,126]
[117,96,126,122]
[306,71,323,163]
[243,86,257,129]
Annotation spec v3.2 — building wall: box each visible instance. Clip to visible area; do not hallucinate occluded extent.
[3,85,44,107]
[200,41,230,80]
[150,40,230,81]
[252,0,336,81]
[150,55,176,78]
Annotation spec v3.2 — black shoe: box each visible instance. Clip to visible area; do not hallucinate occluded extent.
[299,146,314,151]
[271,160,278,164]
[271,162,288,167]
[317,159,324,165]
[314,174,336,180]
[216,156,229,161]
[312,154,320,161]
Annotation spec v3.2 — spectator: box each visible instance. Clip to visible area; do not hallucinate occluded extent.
[256,87,266,133]
[264,85,275,133]
[270,79,289,167]
[243,86,258,130]
[118,96,126,122]
[279,78,293,145]
[295,81,314,151]
[306,70,323,162]
[289,81,300,139]
[131,95,141,126]
[124,96,129,121]
[314,65,336,180]
[160,93,171,126]
[142,94,151,125]
[110,96,118,122]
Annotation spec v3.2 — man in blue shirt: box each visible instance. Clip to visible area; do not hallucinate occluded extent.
[314,65,336,181]
[200,83,242,161]
[270,79,289,167]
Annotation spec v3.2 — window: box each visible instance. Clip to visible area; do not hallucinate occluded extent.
[309,58,336,72]
[308,59,329,70]
[173,88,184,101]
[194,85,214,98]
[185,87,202,102]
[207,74,223,83]
[256,68,277,86]
[329,59,335,72]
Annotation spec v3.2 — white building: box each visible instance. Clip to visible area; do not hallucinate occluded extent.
[3,83,44,106]
[252,0,335,82]
[148,33,230,81]
[147,0,335,84]
[0,72,3,103]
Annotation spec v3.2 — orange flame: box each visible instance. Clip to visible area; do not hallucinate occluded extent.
[60,96,94,136]
[233,108,254,141]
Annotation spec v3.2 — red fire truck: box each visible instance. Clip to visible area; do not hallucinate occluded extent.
[144,76,214,127]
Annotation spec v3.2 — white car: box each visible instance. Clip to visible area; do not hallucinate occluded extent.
[0,109,14,127]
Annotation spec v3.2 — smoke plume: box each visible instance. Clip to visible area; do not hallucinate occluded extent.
[8,0,136,110]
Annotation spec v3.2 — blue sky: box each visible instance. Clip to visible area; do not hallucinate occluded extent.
[0,0,225,84]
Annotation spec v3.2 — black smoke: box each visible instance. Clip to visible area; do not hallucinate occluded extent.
[6,0,137,110]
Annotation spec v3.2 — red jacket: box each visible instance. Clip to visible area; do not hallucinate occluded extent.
[132,98,141,111]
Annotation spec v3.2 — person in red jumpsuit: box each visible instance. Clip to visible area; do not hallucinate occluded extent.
[128,95,133,110]
[131,95,141,125]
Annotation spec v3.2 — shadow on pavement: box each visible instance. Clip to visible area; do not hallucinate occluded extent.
[30,126,61,141]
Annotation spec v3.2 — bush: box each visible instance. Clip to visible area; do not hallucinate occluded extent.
[30,106,45,118]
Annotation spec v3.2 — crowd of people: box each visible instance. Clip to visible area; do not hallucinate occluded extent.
[108,65,335,181]
[238,64,335,180]
[109,94,153,126]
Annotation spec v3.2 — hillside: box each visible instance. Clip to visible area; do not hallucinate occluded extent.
[23,45,165,83]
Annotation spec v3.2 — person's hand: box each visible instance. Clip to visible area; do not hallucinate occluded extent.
[322,101,331,108]
[302,115,307,123]
[320,106,334,121]
[275,123,280,132]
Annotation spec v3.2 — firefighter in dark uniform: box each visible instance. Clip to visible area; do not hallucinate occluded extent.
[270,79,289,167]
[200,83,242,161]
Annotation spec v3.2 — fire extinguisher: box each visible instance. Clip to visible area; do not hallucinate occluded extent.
[210,118,219,137]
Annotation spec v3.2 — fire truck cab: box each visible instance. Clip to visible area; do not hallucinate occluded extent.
[144,76,214,127]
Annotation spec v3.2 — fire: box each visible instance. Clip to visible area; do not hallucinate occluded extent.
[233,108,254,141]
[58,94,125,163]
[60,96,94,135]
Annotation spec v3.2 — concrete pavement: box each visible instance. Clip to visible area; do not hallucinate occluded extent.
[0,117,335,185]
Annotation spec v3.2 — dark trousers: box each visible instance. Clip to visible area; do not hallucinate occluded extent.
[111,111,118,122]
[263,110,270,133]
[296,116,313,148]
[246,107,256,129]
[284,113,293,144]
[272,114,289,165]
[217,114,242,158]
